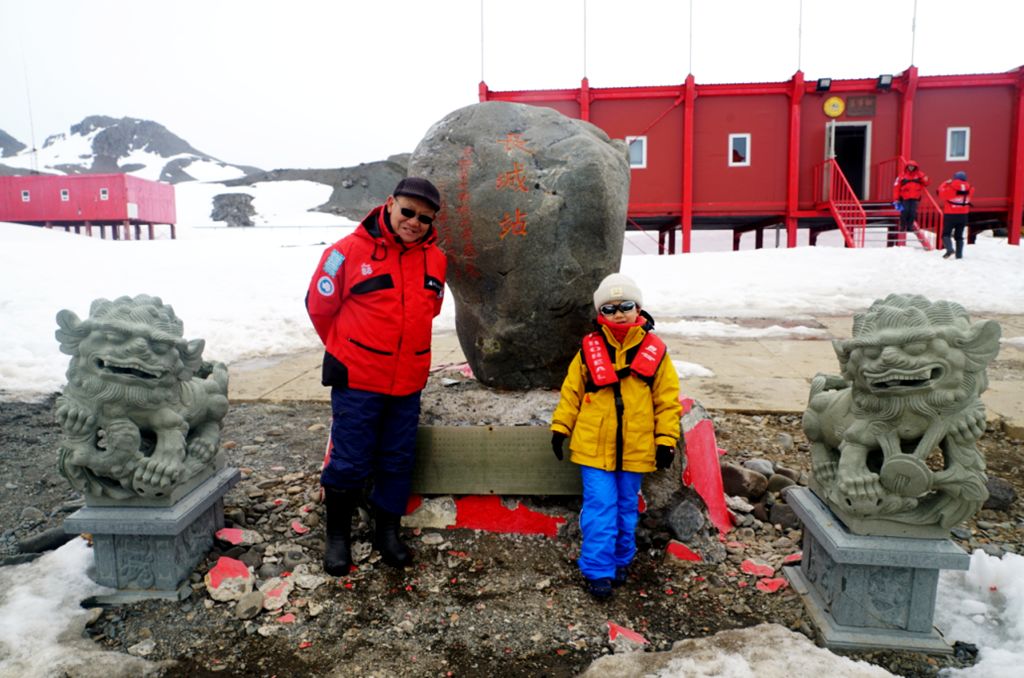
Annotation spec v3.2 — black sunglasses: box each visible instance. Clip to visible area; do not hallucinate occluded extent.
[398,206,434,226]
[599,300,638,316]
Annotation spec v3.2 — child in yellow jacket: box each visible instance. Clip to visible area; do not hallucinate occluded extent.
[550,273,681,599]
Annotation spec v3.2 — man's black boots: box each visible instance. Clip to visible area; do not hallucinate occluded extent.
[373,507,412,568]
[323,487,356,576]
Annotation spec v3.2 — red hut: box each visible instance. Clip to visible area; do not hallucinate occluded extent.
[0,173,176,240]
[481,66,1024,252]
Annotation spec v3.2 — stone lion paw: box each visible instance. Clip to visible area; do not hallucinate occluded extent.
[55,400,96,436]
[187,436,217,464]
[134,456,183,489]
[812,460,838,485]
[837,470,884,500]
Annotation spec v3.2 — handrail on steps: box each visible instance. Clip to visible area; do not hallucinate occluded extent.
[813,158,864,247]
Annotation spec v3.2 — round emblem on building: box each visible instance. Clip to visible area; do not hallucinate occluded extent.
[317,275,335,296]
[823,96,845,118]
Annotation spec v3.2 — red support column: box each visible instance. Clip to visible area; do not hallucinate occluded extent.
[579,77,590,121]
[123,220,131,240]
[478,81,490,102]
[785,71,804,248]
[85,221,93,237]
[898,66,919,161]
[1007,67,1024,246]
[681,74,696,253]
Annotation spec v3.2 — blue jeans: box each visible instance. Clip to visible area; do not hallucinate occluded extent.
[321,387,421,515]
[578,466,643,580]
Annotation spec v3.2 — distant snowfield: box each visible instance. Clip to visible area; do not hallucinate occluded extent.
[2,218,1021,401]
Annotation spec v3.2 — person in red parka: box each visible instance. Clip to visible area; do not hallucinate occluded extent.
[891,160,929,246]
[306,177,447,575]
[937,171,975,259]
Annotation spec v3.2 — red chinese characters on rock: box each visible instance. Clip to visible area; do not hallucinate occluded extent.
[494,134,531,240]
[496,161,529,193]
[499,208,528,240]
[455,146,482,279]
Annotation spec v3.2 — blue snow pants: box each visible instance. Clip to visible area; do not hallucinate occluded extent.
[321,386,421,515]
[578,465,643,581]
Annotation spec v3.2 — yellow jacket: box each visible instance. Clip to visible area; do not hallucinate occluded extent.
[551,323,681,472]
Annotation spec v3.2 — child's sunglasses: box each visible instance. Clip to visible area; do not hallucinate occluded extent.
[599,300,638,316]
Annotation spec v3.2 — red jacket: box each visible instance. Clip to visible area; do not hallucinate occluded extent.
[306,205,447,396]
[937,179,974,215]
[892,162,930,201]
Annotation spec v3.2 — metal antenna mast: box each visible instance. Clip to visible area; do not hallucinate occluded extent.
[910,0,918,66]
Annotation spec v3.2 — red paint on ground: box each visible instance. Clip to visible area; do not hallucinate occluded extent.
[452,495,566,537]
[783,552,802,564]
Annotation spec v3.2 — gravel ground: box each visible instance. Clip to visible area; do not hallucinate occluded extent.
[2,368,1022,677]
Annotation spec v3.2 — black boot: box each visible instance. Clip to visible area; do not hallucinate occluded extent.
[323,488,356,576]
[373,507,412,568]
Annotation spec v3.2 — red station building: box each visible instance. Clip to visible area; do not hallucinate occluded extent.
[481,66,1024,253]
[0,173,176,240]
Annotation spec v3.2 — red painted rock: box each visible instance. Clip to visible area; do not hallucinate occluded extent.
[204,556,253,602]
[756,577,789,593]
[741,559,775,577]
[665,540,702,563]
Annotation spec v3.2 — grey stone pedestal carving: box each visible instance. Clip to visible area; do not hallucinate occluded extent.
[783,487,969,654]
[64,466,239,601]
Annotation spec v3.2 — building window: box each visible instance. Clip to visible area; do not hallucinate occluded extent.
[60,189,70,202]
[625,136,647,169]
[946,127,970,161]
[729,133,751,167]
[100,188,109,201]
[20,190,30,202]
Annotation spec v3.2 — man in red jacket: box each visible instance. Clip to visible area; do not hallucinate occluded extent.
[937,171,975,259]
[892,160,929,247]
[306,177,447,575]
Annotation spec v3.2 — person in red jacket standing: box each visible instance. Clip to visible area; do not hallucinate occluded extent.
[891,160,929,247]
[937,171,975,259]
[306,177,447,575]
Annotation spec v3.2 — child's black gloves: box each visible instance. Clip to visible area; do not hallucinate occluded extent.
[551,432,567,461]
[655,445,675,470]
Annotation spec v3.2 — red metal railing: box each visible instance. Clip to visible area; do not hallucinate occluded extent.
[875,155,942,250]
[814,159,864,247]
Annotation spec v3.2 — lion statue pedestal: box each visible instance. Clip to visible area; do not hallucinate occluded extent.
[784,294,1000,654]
[55,295,239,599]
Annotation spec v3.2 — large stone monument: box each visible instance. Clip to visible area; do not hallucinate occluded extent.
[407,101,630,389]
[786,293,1001,652]
[55,295,238,599]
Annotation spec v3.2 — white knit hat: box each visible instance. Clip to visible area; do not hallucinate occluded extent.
[593,273,643,311]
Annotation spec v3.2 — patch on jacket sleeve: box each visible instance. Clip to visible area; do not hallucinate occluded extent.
[323,249,344,276]
[316,275,335,296]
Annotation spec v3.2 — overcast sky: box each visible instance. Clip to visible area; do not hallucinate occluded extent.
[1,0,1022,170]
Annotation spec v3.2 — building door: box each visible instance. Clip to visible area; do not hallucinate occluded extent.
[824,122,871,200]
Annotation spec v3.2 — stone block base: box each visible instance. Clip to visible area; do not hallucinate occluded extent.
[64,467,240,598]
[783,487,969,654]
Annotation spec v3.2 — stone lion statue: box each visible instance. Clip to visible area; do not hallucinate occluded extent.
[54,295,229,501]
[802,293,1000,537]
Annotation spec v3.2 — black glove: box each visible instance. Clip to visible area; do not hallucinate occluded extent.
[655,445,675,470]
[551,432,567,461]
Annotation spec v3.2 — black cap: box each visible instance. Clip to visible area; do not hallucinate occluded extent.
[393,177,441,212]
